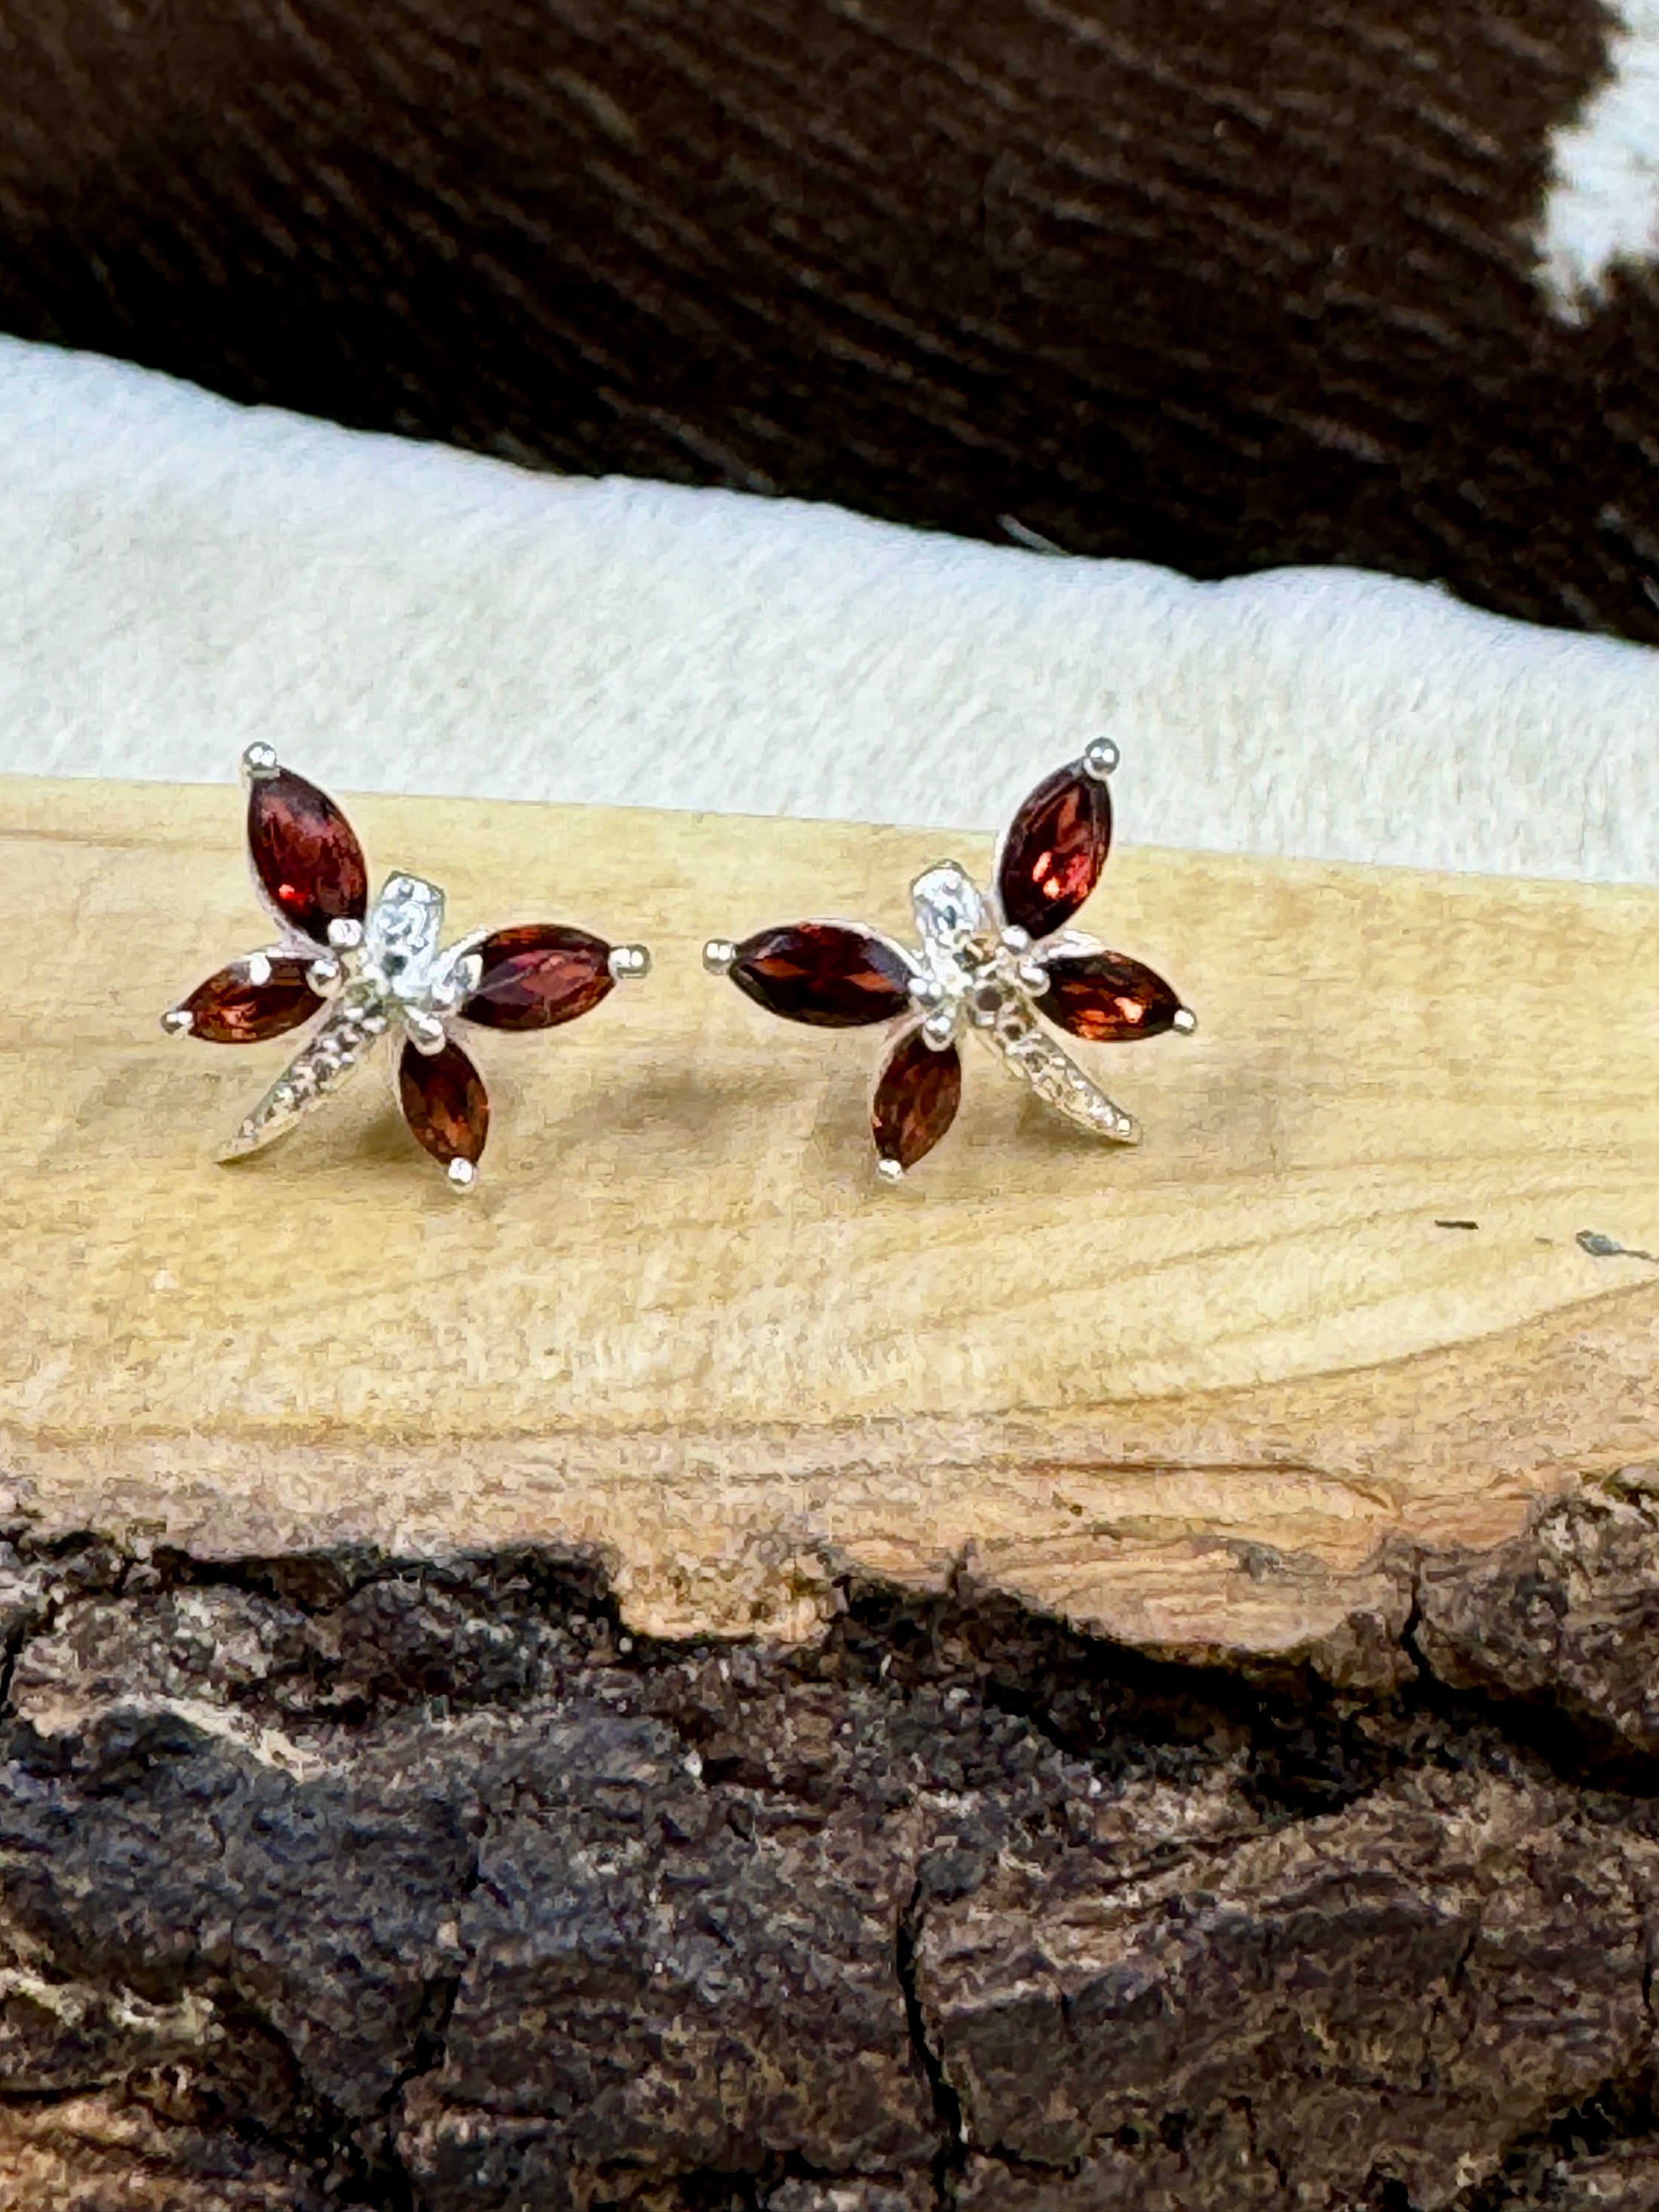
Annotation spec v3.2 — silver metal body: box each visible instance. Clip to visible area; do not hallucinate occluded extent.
[164,749,649,1183]
[705,741,1194,1176]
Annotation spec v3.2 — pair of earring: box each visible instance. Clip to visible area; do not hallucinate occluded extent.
[164,743,1195,1188]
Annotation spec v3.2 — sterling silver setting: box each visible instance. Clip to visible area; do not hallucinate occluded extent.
[904,874,1145,1140]
[164,750,650,1186]
[707,741,1195,1178]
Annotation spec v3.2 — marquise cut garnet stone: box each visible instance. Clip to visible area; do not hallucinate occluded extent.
[399,1037,489,1166]
[1039,952,1180,1042]
[184,958,323,1043]
[998,766,1112,940]
[873,1028,961,1170]
[461,925,614,1030]
[248,768,370,946]
[731,924,913,1026]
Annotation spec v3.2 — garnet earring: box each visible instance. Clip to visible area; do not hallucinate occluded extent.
[163,748,652,1186]
[704,741,1194,1180]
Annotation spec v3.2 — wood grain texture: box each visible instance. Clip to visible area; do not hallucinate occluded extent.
[5,0,1659,640]
[5,774,1657,1669]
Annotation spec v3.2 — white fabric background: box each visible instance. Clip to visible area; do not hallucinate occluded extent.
[1539,0,1659,314]
[2,335,1656,885]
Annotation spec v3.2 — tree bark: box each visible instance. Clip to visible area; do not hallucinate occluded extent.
[4,1480,1659,2208]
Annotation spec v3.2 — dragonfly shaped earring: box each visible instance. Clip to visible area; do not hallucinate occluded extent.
[163,747,652,1186]
[704,740,1194,1179]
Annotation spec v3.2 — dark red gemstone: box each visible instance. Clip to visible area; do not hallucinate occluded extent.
[1038,951,1181,1042]
[731,923,913,1027]
[872,1028,961,1171]
[460,925,615,1030]
[399,1036,489,1167]
[997,766,1112,939]
[247,767,370,946]
[180,957,324,1043]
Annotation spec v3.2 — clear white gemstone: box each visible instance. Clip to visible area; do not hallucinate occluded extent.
[910,863,985,953]
[364,874,446,1003]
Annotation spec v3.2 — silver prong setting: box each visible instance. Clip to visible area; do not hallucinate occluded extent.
[446,1157,479,1192]
[1082,736,1120,781]
[703,939,738,977]
[921,1009,958,1051]
[1173,1006,1197,1035]
[428,942,483,1015]
[241,742,280,784]
[406,1010,448,1057]
[327,917,365,953]
[307,954,345,998]
[609,943,652,982]
[875,1156,906,1184]
[161,1006,194,1037]
[246,952,273,987]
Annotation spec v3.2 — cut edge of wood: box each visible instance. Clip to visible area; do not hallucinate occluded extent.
[7,1269,1654,1671]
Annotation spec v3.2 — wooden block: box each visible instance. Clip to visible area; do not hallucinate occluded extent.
[4,775,1657,1668]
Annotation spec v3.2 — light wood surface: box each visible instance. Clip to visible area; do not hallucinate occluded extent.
[4,775,1657,1667]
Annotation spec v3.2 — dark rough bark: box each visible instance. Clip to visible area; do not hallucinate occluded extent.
[5,1475,1659,2207]
[1415,1482,1659,1769]
[2,0,1659,643]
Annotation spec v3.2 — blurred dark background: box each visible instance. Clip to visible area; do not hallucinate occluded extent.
[3,0,1657,640]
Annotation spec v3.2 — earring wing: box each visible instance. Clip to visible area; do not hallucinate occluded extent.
[995,762,1112,940]
[727,922,917,1027]
[170,954,326,1042]
[246,764,370,949]
[455,925,617,1029]
[1037,950,1183,1042]
[399,1034,490,1178]
[872,1022,962,1175]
